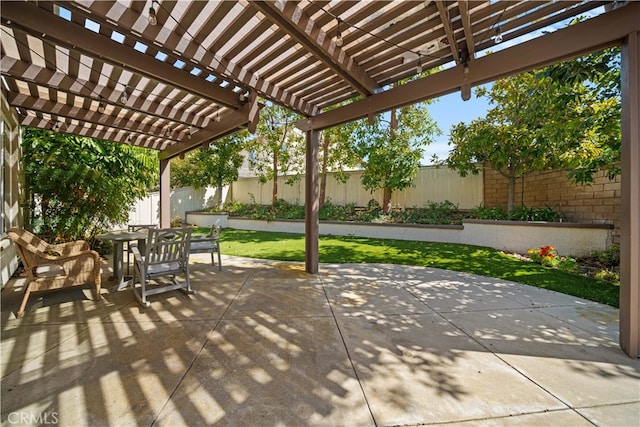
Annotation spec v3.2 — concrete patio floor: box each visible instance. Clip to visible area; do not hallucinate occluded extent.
[1,254,638,426]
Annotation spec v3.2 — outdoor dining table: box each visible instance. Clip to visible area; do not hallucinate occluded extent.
[97,230,148,291]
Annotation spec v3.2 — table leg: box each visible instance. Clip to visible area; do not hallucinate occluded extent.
[111,241,134,291]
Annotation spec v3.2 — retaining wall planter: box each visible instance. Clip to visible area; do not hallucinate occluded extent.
[227,217,613,257]
[186,211,229,228]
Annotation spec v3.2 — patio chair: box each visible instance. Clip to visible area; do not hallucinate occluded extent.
[7,227,102,318]
[131,227,193,307]
[186,225,222,270]
[126,224,157,274]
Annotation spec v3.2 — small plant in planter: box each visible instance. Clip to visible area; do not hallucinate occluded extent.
[528,245,577,272]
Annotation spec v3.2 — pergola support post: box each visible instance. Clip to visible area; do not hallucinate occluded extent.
[620,30,640,358]
[159,158,171,228]
[305,129,319,274]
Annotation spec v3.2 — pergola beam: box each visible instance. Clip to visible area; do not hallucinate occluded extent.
[159,99,258,160]
[1,1,242,109]
[436,1,461,64]
[57,0,317,117]
[18,114,166,150]
[251,0,379,97]
[296,3,639,131]
[0,58,214,129]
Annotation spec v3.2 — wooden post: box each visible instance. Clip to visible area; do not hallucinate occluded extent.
[159,158,171,228]
[620,30,640,358]
[305,129,319,273]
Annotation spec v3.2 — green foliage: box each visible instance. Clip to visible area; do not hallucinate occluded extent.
[273,199,305,219]
[388,201,461,225]
[541,48,621,183]
[508,205,566,222]
[347,97,440,211]
[22,127,157,242]
[246,103,305,205]
[595,269,619,284]
[171,132,247,208]
[170,216,183,228]
[593,244,620,267]
[318,201,358,221]
[465,205,509,220]
[447,48,620,211]
[528,245,578,273]
[318,105,362,206]
[465,204,565,222]
[225,199,568,226]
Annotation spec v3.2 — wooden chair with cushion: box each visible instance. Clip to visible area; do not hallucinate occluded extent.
[126,224,157,274]
[187,225,222,271]
[7,227,102,318]
[131,227,193,307]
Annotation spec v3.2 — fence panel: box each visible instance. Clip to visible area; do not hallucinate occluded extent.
[129,166,483,223]
[232,166,482,209]
[127,186,219,225]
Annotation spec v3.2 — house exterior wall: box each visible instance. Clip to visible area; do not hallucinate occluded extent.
[1,91,22,287]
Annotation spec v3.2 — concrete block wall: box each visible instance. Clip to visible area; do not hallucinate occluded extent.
[483,166,621,243]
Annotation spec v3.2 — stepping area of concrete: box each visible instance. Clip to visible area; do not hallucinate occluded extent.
[1,254,638,426]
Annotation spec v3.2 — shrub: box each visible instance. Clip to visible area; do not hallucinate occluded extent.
[593,245,620,267]
[465,205,508,220]
[171,216,183,227]
[528,245,577,272]
[509,205,565,222]
[319,201,358,221]
[466,204,565,222]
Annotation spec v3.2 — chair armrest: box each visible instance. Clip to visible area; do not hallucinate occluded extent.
[50,240,90,255]
[131,245,144,262]
[31,250,100,271]
[53,250,100,263]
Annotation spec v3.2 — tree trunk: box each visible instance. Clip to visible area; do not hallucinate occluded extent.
[381,108,397,214]
[216,178,224,210]
[383,187,392,214]
[507,175,516,213]
[272,152,278,205]
[319,133,329,208]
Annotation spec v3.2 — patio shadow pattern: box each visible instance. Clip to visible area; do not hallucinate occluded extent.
[1,255,638,426]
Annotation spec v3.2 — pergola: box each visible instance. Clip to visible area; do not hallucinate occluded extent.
[1,1,638,357]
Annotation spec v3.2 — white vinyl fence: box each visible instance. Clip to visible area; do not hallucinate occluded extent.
[127,186,224,226]
[231,166,483,209]
[129,166,483,225]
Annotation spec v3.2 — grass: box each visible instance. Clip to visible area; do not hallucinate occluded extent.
[213,228,619,308]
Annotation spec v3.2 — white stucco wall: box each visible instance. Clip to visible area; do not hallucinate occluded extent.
[226,218,613,257]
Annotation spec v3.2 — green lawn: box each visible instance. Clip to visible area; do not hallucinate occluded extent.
[214,228,619,307]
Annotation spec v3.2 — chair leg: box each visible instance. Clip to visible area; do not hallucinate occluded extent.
[131,267,151,308]
[16,285,32,319]
[94,260,102,300]
[217,249,222,271]
[176,266,195,295]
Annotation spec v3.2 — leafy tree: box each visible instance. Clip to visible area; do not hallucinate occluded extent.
[447,48,620,212]
[21,127,157,242]
[352,101,440,213]
[246,103,304,205]
[318,123,360,208]
[543,48,621,183]
[171,132,248,209]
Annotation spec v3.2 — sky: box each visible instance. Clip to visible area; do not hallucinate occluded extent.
[418,5,605,166]
[421,86,491,164]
